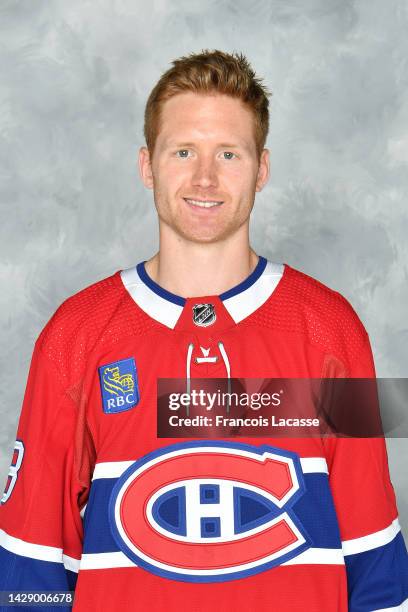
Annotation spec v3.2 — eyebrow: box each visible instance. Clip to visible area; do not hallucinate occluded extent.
[165,141,252,153]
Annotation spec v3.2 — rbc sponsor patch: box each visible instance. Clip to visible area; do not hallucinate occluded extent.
[108,441,310,582]
[98,357,140,414]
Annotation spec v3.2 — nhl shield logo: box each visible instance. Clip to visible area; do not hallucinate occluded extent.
[192,303,216,327]
[109,441,310,582]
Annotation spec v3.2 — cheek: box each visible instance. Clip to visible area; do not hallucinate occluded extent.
[221,164,257,191]
[162,161,191,182]
[154,166,186,195]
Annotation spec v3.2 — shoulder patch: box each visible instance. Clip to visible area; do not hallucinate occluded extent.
[98,357,140,414]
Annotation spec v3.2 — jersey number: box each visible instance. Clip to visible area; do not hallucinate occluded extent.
[1,440,25,504]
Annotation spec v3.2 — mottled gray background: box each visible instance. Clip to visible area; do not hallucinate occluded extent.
[1,0,407,539]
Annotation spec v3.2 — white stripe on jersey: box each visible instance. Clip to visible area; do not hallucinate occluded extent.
[342,518,401,556]
[300,457,328,474]
[0,527,80,572]
[91,456,328,480]
[63,553,81,573]
[80,552,135,569]
[372,596,408,611]
[79,547,345,571]
[92,460,134,479]
[282,547,344,565]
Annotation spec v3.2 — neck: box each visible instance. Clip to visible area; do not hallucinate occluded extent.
[144,227,258,298]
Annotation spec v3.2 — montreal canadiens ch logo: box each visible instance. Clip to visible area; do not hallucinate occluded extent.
[108,441,310,582]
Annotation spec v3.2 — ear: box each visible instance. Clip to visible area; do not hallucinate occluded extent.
[139,146,154,189]
[255,148,270,192]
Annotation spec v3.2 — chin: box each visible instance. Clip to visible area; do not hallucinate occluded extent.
[178,226,235,244]
[168,214,242,244]
[181,232,224,244]
[185,217,248,243]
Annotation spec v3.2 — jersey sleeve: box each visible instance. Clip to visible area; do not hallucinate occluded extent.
[324,333,408,611]
[0,334,92,610]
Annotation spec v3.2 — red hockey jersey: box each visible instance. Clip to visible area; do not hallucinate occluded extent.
[1,256,407,611]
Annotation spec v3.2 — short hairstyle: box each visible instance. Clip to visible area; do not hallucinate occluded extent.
[144,49,271,160]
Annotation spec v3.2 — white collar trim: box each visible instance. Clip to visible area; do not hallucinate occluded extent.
[223,260,284,323]
[120,260,284,329]
[120,266,183,329]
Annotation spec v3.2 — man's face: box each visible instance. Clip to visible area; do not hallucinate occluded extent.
[139,92,269,244]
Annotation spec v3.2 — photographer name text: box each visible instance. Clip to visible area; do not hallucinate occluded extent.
[167,415,320,428]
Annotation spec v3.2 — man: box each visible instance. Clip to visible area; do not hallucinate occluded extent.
[0,50,407,611]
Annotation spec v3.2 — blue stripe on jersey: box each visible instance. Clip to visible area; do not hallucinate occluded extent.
[136,262,186,306]
[293,473,342,548]
[83,478,123,553]
[345,531,408,612]
[219,255,267,300]
[0,545,77,611]
[82,473,341,554]
[135,255,268,305]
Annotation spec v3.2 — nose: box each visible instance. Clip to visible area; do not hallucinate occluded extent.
[192,155,218,189]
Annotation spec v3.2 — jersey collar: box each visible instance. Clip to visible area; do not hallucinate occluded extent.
[120,255,284,329]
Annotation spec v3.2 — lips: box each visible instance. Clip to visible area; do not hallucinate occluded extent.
[183,198,223,209]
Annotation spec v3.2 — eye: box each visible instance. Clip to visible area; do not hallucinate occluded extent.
[222,151,236,160]
[176,150,190,158]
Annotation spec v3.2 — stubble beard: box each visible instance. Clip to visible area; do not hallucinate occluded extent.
[155,193,253,245]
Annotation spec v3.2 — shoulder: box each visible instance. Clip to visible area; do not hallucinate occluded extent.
[35,269,152,386]
[282,263,368,337]
[251,262,371,373]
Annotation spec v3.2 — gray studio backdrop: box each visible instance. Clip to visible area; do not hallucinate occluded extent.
[1,0,407,540]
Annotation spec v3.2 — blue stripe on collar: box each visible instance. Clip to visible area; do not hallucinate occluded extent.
[136,255,268,305]
[122,258,285,327]
[219,256,267,300]
[136,262,186,307]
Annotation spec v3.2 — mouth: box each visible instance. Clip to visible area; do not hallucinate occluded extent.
[183,197,224,209]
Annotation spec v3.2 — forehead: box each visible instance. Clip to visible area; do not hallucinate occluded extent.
[157,92,256,150]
